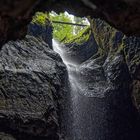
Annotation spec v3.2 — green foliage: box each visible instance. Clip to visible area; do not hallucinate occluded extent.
[49,12,74,41]
[32,11,90,43]
[49,12,89,42]
[63,26,91,44]
[32,12,50,26]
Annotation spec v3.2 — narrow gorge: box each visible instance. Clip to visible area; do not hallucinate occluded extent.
[0,1,140,140]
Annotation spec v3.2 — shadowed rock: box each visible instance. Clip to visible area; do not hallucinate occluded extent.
[0,36,68,140]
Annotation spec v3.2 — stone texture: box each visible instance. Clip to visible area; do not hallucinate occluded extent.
[64,18,140,139]
[89,18,140,108]
[28,22,53,48]
[62,31,98,64]
[0,35,68,140]
[73,52,140,140]
[0,0,40,46]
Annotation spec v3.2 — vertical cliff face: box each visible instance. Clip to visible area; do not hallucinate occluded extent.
[0,14,74,139]
[28,19,53,48]
[61,27,98,64]
[89,18,140,109]
[0,35,68,140]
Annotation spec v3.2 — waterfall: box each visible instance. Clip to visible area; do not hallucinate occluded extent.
[53,39,81,139]
[52,39,137,140]
[52,39,78,92]
[52,39,106,140]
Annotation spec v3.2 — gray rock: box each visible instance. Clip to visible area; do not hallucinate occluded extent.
[0,133,16,140]
[63,34,98,64]
[0,36,68,140]
[28,22,53,48]
[72,53,140,140]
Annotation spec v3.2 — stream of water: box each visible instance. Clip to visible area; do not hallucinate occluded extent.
[52,39,107,140]
[52,39,138,140]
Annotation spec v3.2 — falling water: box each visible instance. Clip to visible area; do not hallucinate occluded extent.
[52,39,138,140]
[52,39,107,140]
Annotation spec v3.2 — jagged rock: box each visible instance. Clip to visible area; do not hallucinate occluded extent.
[90,18,140,108]
[67,46,140,139]
[75,52,140,140]
[123,36,140,80]
[0,36,68,140]
[64,17,140,139]
[63,32,98,64]
[28,22,53,48]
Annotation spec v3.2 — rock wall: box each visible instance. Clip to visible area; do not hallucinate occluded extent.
[62,18,140,139]
[89,18,140,109]
[76,51,140,140]
[62,27,98,64]
[60,19,139,110]
[28,19,53,48]
[0,36,68,140]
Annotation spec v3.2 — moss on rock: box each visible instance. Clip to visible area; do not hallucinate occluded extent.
[32,12,51,26]
[63,26,91,45]
[89,18,140,108]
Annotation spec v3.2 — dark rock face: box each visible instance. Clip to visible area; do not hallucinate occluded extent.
[63,33,98,64]
[0,0,40,46]
[65,18,140,140]
[28,22,53,48]
[72,52,140,140]
[0,36,68,140]
[123,36,140,109]
[0,0,140,46]
[123,36,140,80]
[102,54,140,140]
[89,18,140,108]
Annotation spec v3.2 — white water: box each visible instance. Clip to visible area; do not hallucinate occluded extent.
[52,39,106,140]
[53,39,82,139]
[52,39,78,82]
[52,39,139,140]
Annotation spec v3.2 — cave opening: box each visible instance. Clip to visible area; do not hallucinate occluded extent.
[0,1,140,140]
[25,11,140,140]
[27,10,140,140]
[29,11,90,44]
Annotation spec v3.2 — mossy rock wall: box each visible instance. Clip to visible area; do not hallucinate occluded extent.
[61,27,98,64]
[90,18,140,108]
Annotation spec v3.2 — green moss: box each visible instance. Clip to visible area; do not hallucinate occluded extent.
[32,12,50,26]
[63,26,91,44]
[117,42,125,53]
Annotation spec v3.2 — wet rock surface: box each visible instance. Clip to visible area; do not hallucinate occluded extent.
[62,18,140,140]
[89,18,140,108]
[28,22,53,48]
[63,34,98,64]
[0,36,68,140]
[53,38,140,140]
[0,2,140,139]
[70,52,140,140]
